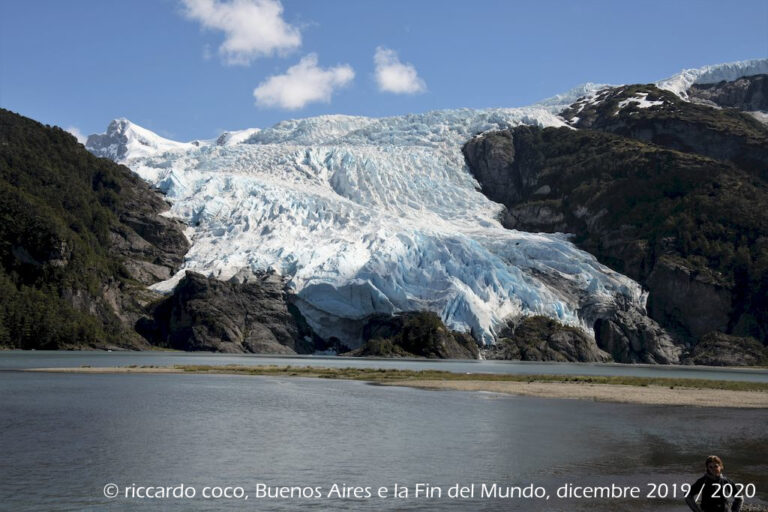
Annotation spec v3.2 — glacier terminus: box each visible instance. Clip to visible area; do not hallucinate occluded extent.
[86,59,766,352]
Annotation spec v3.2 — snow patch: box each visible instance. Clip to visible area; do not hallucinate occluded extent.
[616,92,664,112]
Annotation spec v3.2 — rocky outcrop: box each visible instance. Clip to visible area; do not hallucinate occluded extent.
[594,310,681,364]
[685,332,768,367]
[463,121,768,355]
[345,311,479,359]
[482,313,681,364]
[138,271,314,354]
[485,316,611,362]
[689,74,768,112]
[110,191,188,285]
[100,172,191,334]
[561,84,768,178]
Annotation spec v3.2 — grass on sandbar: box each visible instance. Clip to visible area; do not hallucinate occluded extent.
[172,365,768,392]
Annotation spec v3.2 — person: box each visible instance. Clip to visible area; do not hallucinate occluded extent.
[685,455,743,512]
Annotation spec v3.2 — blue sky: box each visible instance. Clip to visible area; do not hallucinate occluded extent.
[1,0,766,141]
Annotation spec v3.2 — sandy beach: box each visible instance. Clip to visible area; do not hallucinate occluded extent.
[381,379,768,408]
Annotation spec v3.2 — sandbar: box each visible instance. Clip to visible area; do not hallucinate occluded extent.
[22,365,768,408]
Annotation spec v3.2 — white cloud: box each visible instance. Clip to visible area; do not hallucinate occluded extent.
[374,47,426,94]
[66,126,87,145]
[180,0,301,65]
[253,54,354,109]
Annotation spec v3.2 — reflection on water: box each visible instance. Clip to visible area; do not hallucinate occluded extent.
[0,370,765,511]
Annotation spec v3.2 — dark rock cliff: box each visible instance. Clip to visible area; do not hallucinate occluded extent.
[138,271,314,354]
[561,83,768,178]
[689,74,768,112]
[345,311,479,359]
[685,332,768,367]
[463,83,768,364]
[485,316,611,362]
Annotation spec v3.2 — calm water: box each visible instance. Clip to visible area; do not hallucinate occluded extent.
[1,355,766,511]
[3,350,768,382]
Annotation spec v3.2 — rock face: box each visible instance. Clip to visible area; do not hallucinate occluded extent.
[111,189,189,285]
[102,172,191,334]
[138,271,314,354]
[645,257,732,338]
[685,332,768,367]
[463,105,768,356]
[0,109,189,349]
[346,312,479,359]
[594,310,681,364]
[485,313,681,364]
[561,84,768,179]
[689,74,768,112]
[485,316,611,362]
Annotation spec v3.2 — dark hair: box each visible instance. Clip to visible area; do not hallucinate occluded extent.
[706,455,723,469]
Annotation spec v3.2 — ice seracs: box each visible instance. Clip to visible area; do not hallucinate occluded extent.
[216,128,262,146]
[87,59,767,347]
[89,109,644,346]
[533,82,611,113]
[656,58,768,100]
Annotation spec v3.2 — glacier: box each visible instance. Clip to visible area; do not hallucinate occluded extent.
[656,58,768,99]
[86,58,765,347]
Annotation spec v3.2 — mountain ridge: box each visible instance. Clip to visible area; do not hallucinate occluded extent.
[462,75,768,363]
[76,58,766,362]
[86,104,650,350]
[3,58,765,363]
[0,109,188,349]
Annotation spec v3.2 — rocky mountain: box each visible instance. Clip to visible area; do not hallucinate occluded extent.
[137,270,314,354]
[463,71,768,364]
[86,106,653,358]
[689,74,768,112]
[347,311,479,359]
[4,59,766,363]
[0,109,188,349]
[560,83,768,178]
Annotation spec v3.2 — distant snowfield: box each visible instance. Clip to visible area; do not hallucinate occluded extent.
[87,59,766,346]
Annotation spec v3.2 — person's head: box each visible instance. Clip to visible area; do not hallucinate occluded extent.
[705,455,723,477]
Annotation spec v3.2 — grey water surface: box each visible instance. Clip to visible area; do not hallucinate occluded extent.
[1,353,766,511]
[3,350,768,381]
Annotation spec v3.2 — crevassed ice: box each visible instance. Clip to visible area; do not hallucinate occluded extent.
[89,107,645,346]
[656,58,768,99]
[532,82,612,113]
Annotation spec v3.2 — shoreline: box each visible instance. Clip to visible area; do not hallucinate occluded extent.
[4,348,768,372]
[381,380,768,408]
[21,365,768,408]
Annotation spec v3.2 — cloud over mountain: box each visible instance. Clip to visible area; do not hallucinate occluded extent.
[253,54,354,109]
